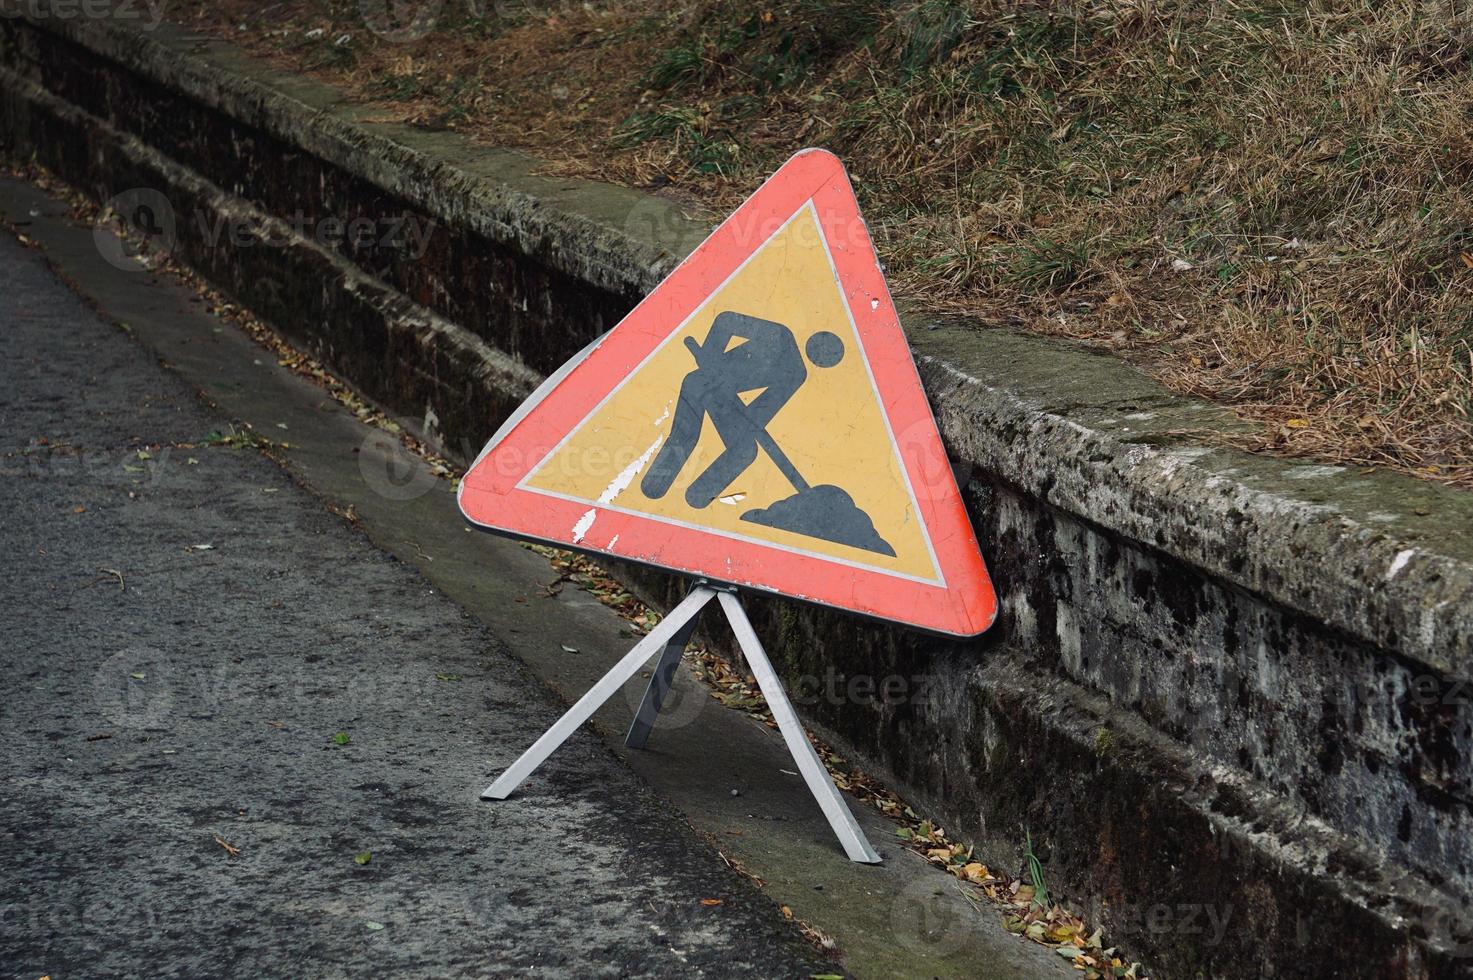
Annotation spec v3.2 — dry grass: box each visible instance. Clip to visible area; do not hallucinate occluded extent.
[173,0,1473,488]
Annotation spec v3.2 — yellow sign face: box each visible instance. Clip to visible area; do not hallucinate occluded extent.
[522,205,940,584]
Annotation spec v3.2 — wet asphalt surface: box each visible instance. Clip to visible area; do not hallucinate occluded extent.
[0,229,825,978]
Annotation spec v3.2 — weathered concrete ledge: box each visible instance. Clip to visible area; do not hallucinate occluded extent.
[3,11,1471,977]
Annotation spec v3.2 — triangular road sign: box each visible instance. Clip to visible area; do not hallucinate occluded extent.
[459,149,996,637]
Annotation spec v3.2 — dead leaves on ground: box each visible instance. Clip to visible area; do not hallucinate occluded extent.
[526,546,1145,977]
[8,158,460,493]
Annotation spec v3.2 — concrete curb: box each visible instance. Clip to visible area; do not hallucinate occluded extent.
[4,11,1470,977]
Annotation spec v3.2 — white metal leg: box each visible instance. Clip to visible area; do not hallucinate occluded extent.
[482,586,717,799]
[717,591,882,864]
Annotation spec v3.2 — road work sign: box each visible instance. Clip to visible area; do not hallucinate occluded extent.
[459,148,995,636]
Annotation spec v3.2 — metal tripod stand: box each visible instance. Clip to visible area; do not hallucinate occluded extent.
[481,583,881,864]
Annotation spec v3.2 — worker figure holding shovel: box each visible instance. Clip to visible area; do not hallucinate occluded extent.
[641,311,895,557]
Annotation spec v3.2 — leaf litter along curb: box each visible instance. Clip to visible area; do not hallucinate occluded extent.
[0,160,462,493]
[522,551,1145,980]
[3,162,1145,979]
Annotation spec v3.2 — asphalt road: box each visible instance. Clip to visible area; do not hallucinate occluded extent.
[0,228,825,977]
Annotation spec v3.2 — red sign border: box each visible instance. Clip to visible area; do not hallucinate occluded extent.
[458,149,997,637]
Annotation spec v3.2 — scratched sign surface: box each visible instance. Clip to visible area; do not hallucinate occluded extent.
[458,149,996,636]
